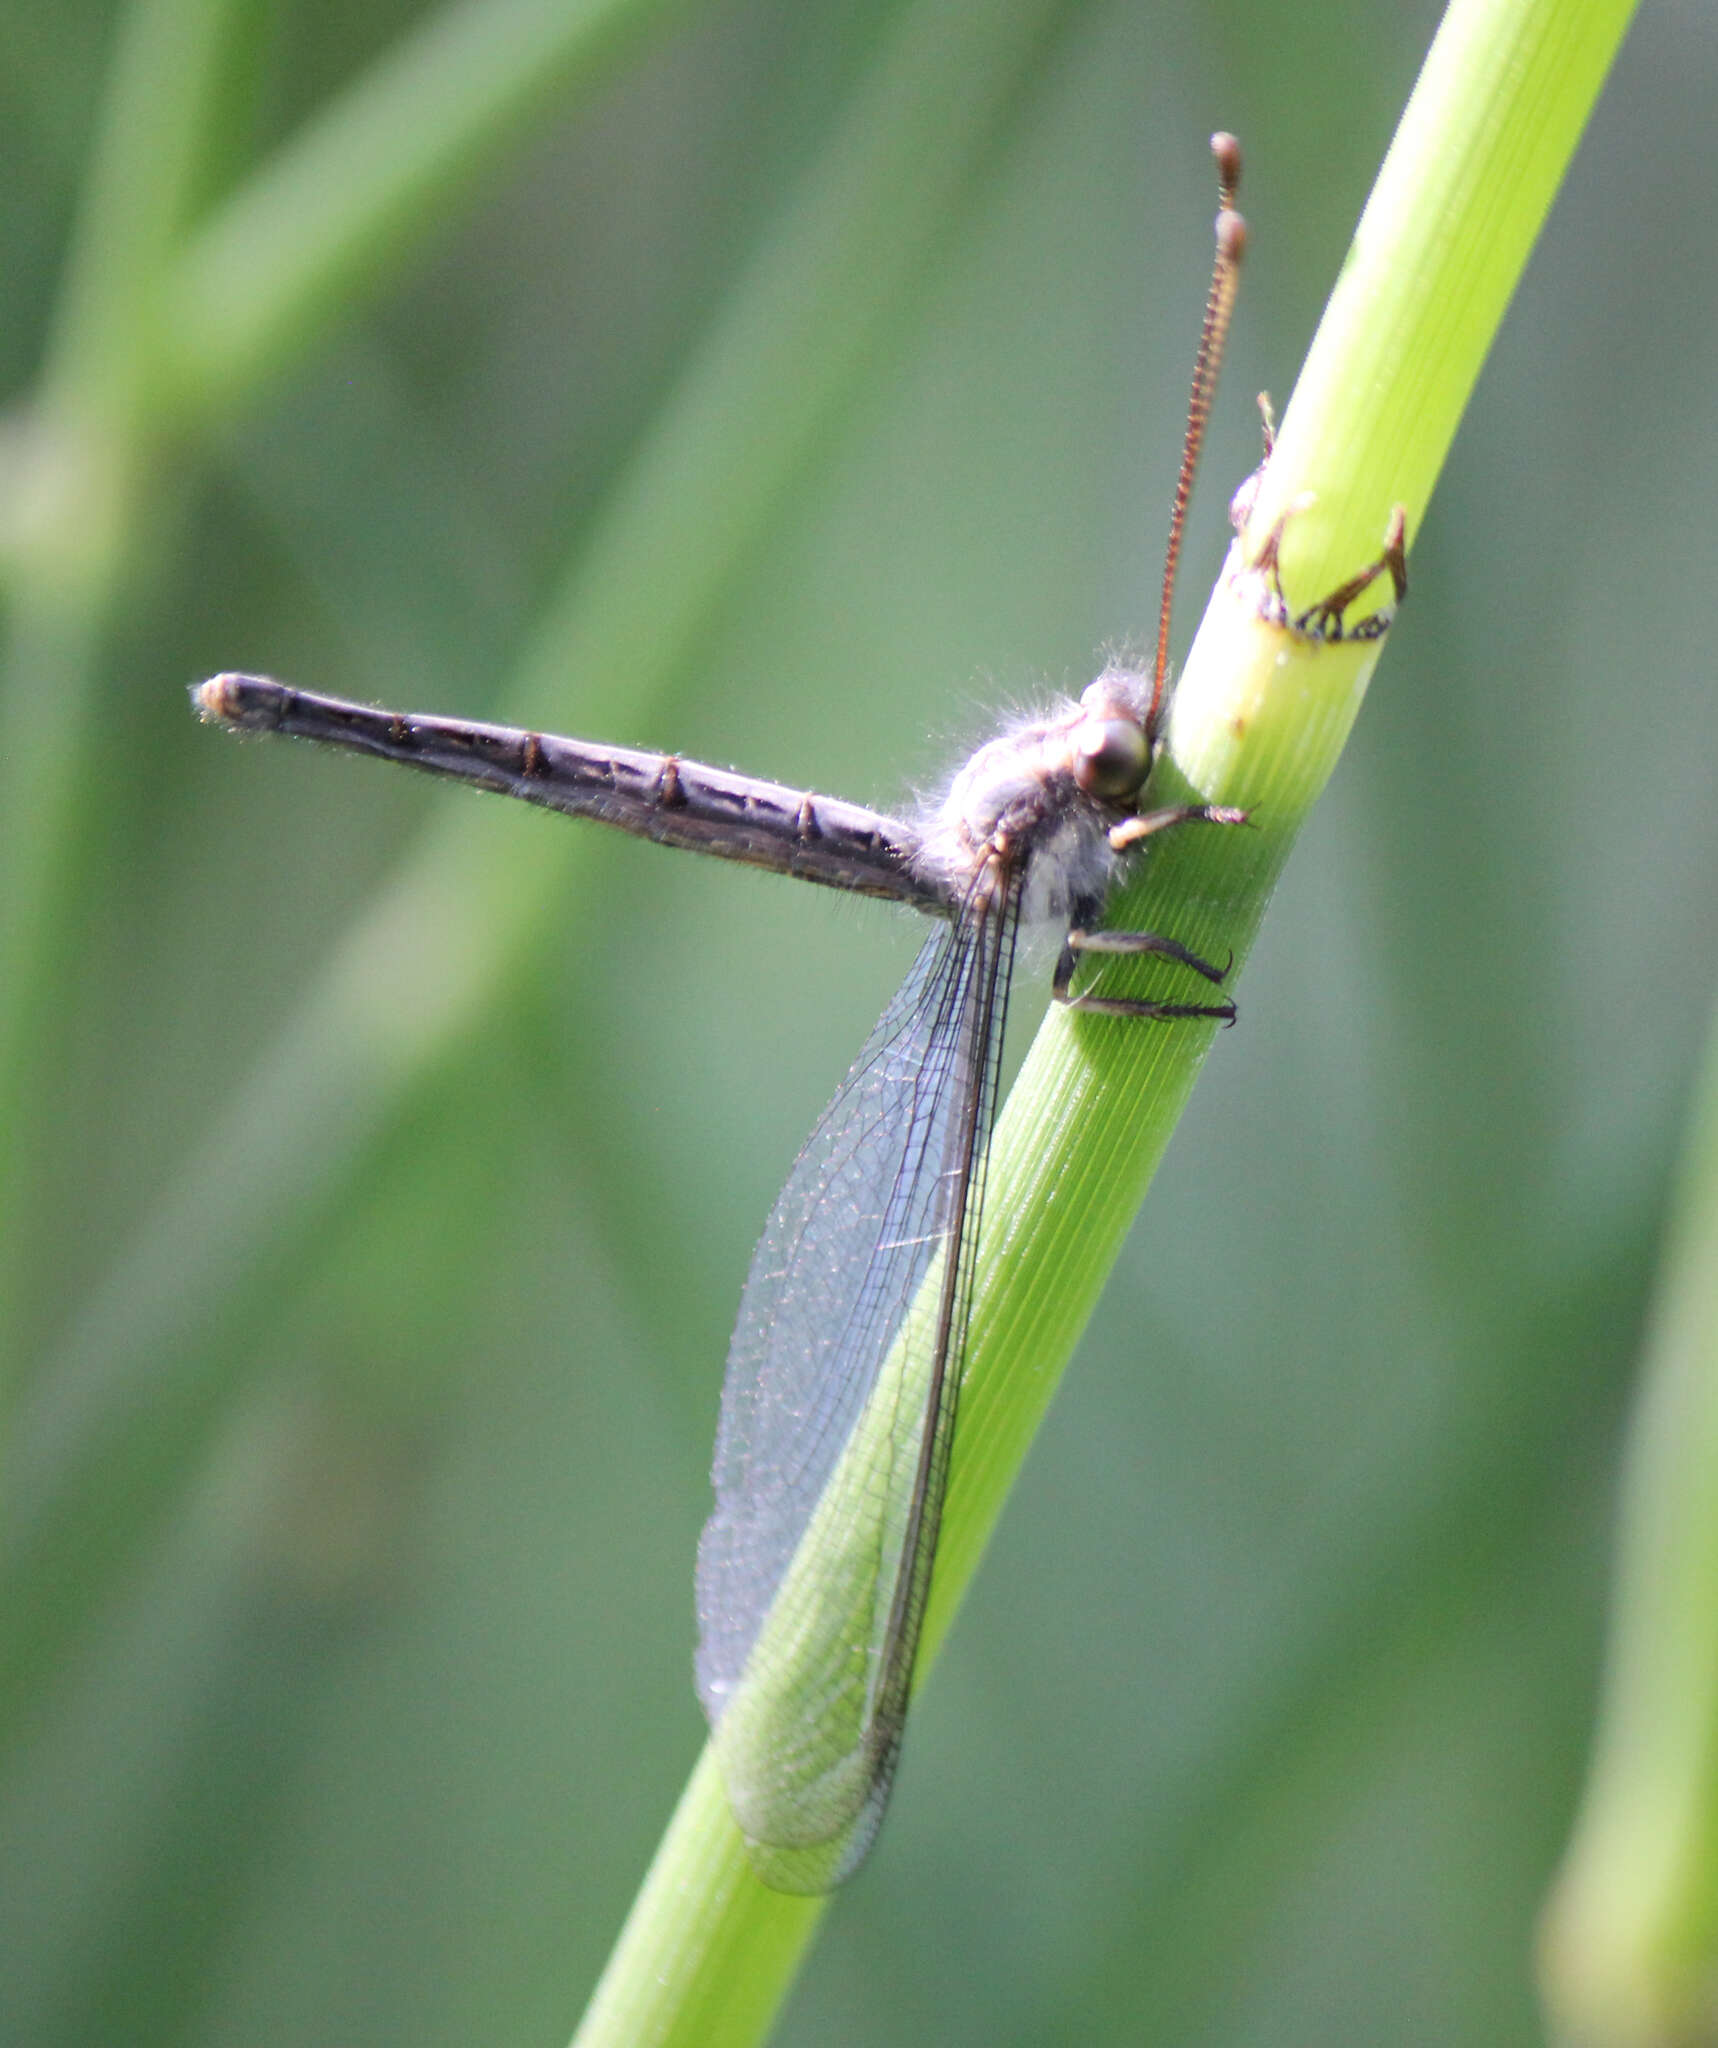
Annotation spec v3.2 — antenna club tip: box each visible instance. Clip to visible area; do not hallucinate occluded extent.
[1216,211,1247,262]
[1210,132,1242,190]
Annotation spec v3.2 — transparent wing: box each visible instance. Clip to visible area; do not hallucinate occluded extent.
[695,888,1017,1891]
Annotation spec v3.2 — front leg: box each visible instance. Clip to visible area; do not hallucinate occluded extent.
[1108,802,1247,854]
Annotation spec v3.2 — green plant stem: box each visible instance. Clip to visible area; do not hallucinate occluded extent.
[1248,0,1635,598]
[1539,997,1718,2047]
[574,0,1636,2041]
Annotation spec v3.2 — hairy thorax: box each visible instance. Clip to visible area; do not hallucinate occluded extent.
[910,666,1155,928]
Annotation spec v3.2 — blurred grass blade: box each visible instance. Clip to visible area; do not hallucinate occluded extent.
[576,0,1636,2040]
[38,0,247,418]
[7,0,1082,1729]
[163,0,696,409]
[0,0,688,1388]
[1540,999,1718,2046]
[0,0,250,1383]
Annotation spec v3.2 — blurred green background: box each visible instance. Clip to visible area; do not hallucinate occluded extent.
[4,1,1715,2043]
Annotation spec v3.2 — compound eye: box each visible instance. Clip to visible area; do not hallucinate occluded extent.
[1073,714,1148,799]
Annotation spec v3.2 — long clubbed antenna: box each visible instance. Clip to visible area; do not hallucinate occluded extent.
[1148,131,1246,733]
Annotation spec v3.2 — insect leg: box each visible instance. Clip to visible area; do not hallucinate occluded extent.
[1294,505,1409,640]
[1108,803,1248,854]
[1063,929,1232,985]
[1054,932,1236,1022]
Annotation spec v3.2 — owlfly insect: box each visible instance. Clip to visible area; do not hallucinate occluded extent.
[195,137,1257,1892]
